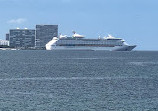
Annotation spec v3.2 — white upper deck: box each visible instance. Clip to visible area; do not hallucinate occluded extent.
[103,34,122,40]
[72,31,84,38]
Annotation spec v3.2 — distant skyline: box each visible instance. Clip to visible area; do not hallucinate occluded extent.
[0,0,158,50]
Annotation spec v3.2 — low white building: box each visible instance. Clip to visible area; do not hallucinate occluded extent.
[0,40,9,46]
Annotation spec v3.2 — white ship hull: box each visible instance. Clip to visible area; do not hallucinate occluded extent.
[46,45,136,51]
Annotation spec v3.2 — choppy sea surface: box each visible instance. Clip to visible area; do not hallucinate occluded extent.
[0,50,158,111]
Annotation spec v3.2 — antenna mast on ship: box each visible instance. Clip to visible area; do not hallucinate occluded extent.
[58,33,61,38]
[72,31,76,34]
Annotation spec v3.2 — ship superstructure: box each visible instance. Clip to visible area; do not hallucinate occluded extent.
[46,32,136,51]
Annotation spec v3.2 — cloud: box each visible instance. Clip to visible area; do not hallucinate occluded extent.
[7,18,27,24]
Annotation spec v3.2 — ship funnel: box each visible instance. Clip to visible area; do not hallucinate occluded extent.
[108,34,113,38]
[107,34,115,39]
[59,33,67,38]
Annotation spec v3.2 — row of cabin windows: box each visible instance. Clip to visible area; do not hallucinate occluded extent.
[56,44,122,47]
[56,40,123,46]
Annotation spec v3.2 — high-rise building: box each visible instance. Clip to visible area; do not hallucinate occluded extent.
[35,25,58,48]
[0,40,9,46]
[6,33,9,41]
[9,29,35,48]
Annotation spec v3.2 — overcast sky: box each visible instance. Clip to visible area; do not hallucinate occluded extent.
[0,0,158,50]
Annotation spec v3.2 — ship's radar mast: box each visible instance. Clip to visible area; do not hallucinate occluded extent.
[72,31,76,34]
[72,31,84,38]
[59,33,67,38]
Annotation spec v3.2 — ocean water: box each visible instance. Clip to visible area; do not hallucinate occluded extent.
[0,50,158,111]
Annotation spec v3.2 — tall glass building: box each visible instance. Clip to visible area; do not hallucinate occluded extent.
[9,29,35,48]
[35,25,58,48]
[6,33,9,41]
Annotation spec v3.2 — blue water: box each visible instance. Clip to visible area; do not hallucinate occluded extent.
[0,50,158,111]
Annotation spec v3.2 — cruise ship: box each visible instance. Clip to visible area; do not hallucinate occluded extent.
[46,32,136,51]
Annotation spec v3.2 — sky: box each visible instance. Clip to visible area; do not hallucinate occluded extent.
[0,0,158,50]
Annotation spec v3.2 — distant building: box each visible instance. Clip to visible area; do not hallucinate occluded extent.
[9,29,35,48]
[35,25,58,48]
[6,33,9,41]
[0,40,9,46]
